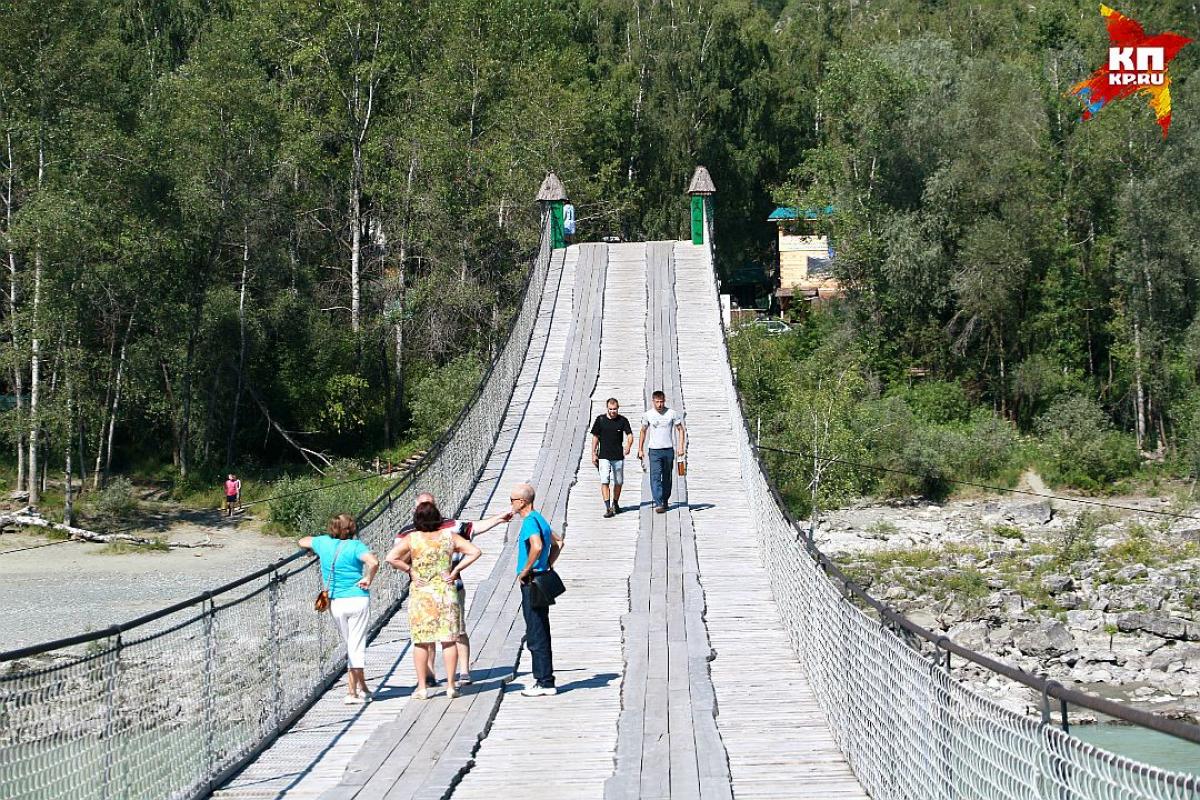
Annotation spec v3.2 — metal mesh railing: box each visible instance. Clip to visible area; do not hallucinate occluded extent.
[698,227,1200,799]
[0,219,553,800]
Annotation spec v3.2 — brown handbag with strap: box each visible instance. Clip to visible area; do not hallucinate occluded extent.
[313,540,345,612]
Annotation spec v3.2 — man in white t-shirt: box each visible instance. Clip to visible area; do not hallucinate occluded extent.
[637,390,687,513]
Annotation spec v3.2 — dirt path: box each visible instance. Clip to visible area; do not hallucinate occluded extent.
[0,508,296,652]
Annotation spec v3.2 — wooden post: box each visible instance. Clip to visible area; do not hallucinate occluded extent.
[536,172,569,249]
[686,166,715,245]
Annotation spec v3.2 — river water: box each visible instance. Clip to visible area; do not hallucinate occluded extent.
[1072,724,1200,777]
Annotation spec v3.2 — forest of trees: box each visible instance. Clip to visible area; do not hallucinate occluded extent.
[3,0,1200,517]
[0,0,789,511]
[725,1,1200,510]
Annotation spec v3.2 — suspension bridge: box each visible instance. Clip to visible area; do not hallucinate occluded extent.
[3,171,1199,800]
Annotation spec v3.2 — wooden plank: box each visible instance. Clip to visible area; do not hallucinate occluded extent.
[232,239,871,800]
[345,702,451,799]
[671,241,865,800]
[313,245,611,800]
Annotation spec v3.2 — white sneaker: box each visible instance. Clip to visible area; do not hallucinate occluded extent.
[446,685,461,699]
[520,684,557,697]
[343,694,364,705]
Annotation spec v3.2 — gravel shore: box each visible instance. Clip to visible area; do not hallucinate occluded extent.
[0,521,296,652]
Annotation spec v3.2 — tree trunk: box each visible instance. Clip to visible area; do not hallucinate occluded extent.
[345,22,380,334]
[103,314,134,480]
[77,413,88,487]
[27,139,44,507]
[65,375,75,527]
[391,149,415,436]
[159,357,180,468]
[226,227,250,468]
[394,316,404,432]
[93,333,116,489]
[997,330,1007,418]
[1133,319,1146,451]
[4,128,24,492]
[349,152,362,332]
[179,299,202,479]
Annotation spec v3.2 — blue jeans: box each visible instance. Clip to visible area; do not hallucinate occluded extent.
[648,447,674,508]
[521,584,554,686]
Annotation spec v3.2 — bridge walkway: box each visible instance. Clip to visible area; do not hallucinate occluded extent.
[216,241,866,800]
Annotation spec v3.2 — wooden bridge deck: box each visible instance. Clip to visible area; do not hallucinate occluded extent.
[216,241,867,800]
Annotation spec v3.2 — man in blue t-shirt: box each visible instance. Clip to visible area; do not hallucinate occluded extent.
[510,482,562,696]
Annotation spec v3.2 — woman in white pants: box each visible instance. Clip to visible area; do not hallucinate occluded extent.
[299,514,380,704]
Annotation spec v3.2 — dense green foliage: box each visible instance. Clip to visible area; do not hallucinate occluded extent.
[0,0,789,505]
[730,320,1025,513]
[773,0,1200,479]
[729,1,1200,509]
[4,0,1200,519]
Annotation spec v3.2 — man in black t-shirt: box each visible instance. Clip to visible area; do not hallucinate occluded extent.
[590,398,634,517]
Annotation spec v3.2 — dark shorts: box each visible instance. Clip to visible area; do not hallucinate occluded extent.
[226,494,238,503]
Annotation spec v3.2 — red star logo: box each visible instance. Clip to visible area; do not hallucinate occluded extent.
[1070,5,1192,137]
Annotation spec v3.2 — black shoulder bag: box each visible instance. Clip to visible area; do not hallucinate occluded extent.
[529,517,565,608]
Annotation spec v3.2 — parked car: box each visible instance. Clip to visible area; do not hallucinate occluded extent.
[750,318,792,335]
[730,317,792,336]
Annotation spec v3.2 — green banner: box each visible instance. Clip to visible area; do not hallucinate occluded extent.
[551,202,565,249]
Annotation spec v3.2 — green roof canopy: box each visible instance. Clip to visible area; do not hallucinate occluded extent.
[768,205,834,222]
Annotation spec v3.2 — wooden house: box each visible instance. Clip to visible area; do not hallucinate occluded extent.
[768,206,842,312]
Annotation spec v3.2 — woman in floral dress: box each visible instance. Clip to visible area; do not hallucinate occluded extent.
[389,500,481,699]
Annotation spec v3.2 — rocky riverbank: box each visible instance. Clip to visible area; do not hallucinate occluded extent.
[817,488,1200,723]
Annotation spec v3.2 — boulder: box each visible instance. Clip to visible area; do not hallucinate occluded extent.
[1116,564,1148,582]
[1076,648,1120,665]
[1007,501,1053,525]
[987,591,1025,615]
[1058,593,1082,610]
[989,624,1015,647]
[947,620,990,651]
[1014,621,1075,655]
[1042,574,1075,594]
[1116,612,1200,642]
[907,609,941,632]
[1066,610,1104,632]
[1149,645,1200,671]
[1025,554,1055,570]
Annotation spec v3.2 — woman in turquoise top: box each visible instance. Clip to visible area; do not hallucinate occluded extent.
[299,514,380,704]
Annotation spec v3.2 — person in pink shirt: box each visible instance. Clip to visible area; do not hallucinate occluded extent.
[224,474,242,517]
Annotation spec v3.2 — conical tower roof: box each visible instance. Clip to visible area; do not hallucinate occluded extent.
[536,172,568,202]
[687,166,715,195]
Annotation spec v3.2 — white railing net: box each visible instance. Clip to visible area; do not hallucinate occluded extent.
[0,221,552,800]
[699,228,1200,800]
